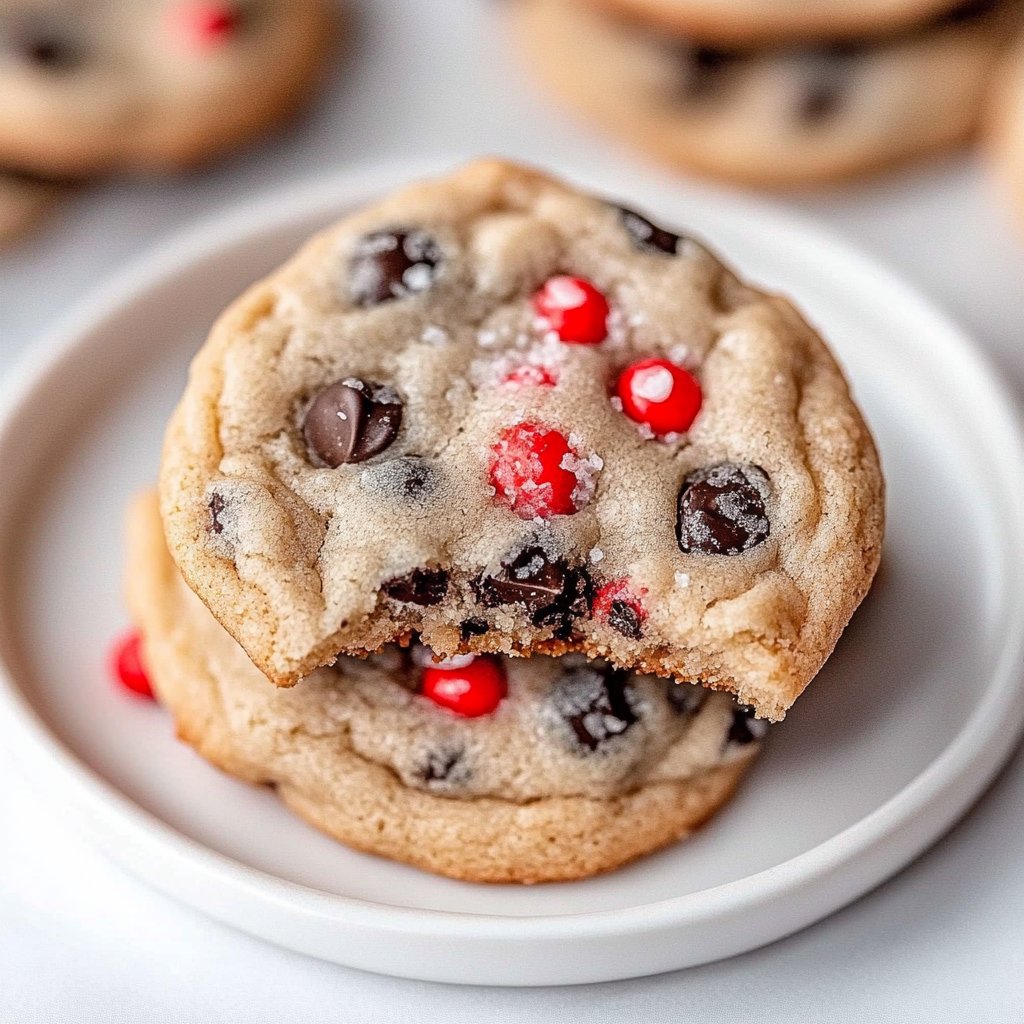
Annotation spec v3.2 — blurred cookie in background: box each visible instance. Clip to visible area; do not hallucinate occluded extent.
[0,168,61,246]
[579,0,989,45]
[989,36,1024,224]
[0,0,338,178]
[510,0,1022,188]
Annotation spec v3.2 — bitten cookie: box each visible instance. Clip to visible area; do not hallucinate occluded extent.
[580,0,982,45]
[159,159,883,721]
[127,491,763,884]
[511,0,1021,187]
[989,37,1024,224]
[0,168,59,244]
[0,0,335,176]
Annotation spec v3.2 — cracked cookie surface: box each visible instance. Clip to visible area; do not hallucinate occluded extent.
[159,159,884,720]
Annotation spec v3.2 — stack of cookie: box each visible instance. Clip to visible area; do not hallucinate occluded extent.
[121,160,884,883]
[511,0,1024,187]
[0,0,336,246]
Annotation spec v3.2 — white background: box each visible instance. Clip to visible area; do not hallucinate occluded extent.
[2,0,1024,1018]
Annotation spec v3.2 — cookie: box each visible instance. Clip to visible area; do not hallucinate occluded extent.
[0,167,59,244]
[511,0,1021,187]
[0,1,335,177]
[159,159,883,721]
[989,37,1024,224]
[580,0,982,45]
[127,491,763,883]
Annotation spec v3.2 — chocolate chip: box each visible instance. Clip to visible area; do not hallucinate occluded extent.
[362,455,438,501]
[941,0,999,25]
[5,17,84,70]
[303,378,403,467]
[681,45,740,100]
[349,228,442,306]
[794,47,860,126]
[208,492,227,535]
[618,206,685,256]
[607,600,643,640]
[727,704,769,746]
[414,746,470,788]
[460,617,490,640]
[665,681,707,716]
[473,546,593,638]
[676,463,770,555]
[548,664,639,752]
[382,567,449,606]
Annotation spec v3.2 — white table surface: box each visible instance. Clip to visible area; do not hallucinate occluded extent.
[2,1,1024,1018]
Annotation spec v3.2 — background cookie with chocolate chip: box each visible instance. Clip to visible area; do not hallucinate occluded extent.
[511,0,1021,188]
[0,0,336,177]
[160,160,883,721]
[128,490,763,884]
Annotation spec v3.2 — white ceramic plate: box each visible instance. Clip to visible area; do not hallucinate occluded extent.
[1,159,1022,987]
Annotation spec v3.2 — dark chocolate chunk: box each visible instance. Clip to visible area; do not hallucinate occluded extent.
[348,228,442,306]
[459,617,490,640]
[607,599,643,640]
[618,205,686,256]
[676,463,770,555]
[727,704,769,746]
[681,45,740,100]
[548,664,639,752]
[208,492,227,535]
[941,0,999,25]
[414,746,470,788]
[473,546,593,638]
[794,46,861,126]
[5,16,84,70]
[303,378,403,467]
[382,567,449,606]
[665,680,707,716]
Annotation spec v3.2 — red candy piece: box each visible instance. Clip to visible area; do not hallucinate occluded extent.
[490,422,584,520]
[171,2,239,49]
[502,363,558,388]
[110,630,155,700]
[533,276,609,345]
[593,579,648,632]
[421,656,508,717]
[616,358,702,436]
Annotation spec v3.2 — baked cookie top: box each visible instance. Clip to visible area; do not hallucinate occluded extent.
[0,0,335,176]
[512,0,1021,188]
[160,159,884,720]
[989,35,1024,225]
[580,0,987,45]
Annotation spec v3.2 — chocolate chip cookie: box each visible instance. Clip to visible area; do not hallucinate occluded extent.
[511,0,1020,187]
[0,0,335,176]
[128,491,762,883]
[159,159,884,721]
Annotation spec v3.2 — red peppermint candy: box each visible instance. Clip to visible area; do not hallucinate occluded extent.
[533,276,609,345]
[170,2,240,49]
[593,579,648,640]
[616,358,702,436]
[110,630,155,700]
[501,363,558,388]
[490,422,596,520]
[421,656,508,717]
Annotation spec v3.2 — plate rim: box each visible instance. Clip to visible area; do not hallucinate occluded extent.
[1,157,1023,960]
